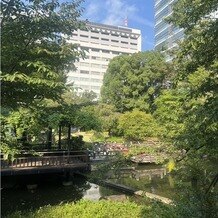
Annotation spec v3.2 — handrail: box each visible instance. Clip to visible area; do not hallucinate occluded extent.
[1,153,90,169]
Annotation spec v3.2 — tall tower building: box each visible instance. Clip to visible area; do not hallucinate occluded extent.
[154,0,184,52]
[68,22,141,97]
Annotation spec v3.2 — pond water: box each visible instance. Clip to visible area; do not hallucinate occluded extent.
[1,163,178,217]
[111,163,177,199]
[1,175,121,217]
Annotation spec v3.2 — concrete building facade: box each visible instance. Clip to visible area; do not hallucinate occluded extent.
[68,22,141,97]
[154,0,184,51]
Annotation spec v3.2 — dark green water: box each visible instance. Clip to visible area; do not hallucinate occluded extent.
[112,164,176,199]
[1,164,177,217]
[1,175,121,217]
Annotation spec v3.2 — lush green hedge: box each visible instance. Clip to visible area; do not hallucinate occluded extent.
[7,199,176,218]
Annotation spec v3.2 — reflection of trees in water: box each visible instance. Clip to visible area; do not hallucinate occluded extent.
[1,176,91,217]
[115,174,176,199]
[99,186,121,197]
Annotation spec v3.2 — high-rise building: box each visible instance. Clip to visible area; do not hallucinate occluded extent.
[154,0,184,52]
[67,22,141,97]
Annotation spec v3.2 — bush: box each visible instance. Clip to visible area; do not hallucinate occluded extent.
[7,200,143,218]
[118,109,159,141]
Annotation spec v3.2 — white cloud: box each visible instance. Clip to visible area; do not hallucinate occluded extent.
[83,0,102,22]
[83,0,153,28]
[102,0,137,26]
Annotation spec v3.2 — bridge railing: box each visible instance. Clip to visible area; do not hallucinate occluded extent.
[1,151,90,169]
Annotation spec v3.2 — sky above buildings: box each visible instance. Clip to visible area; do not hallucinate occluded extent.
[81,0,155,51]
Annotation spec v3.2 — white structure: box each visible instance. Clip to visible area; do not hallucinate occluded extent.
[68,22,141,97]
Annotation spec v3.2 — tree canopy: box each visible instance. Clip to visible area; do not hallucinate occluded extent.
[101,51,173,113]
[169,0,218,154]
[1,0,85,109]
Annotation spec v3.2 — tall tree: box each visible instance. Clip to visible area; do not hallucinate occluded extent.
[169,0,218,155]
[1,0,85,109]
[101,51,172,112]
[165,1,218,208]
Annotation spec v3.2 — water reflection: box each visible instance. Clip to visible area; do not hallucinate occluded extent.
[1,175,122,217]
[108,164,176,199]
[83,183,101,201]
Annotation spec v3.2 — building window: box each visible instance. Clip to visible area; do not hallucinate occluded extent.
[80,70,89,74]
[102,49,110,54]
[91,36,99,39]
[80,34,88,38]
[112,51,120,55]
[81,47,89,52]
[92,48,100,52]
[101,38,109,41]
[80,63,90,67]
[91,63,101,68]
[101,32,109,35]
[91,78,101,82]
[80,77,90,81]
[91,71,101,75]
[91,56,101,60]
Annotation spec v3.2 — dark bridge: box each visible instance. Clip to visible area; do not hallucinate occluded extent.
[1,150,91,176]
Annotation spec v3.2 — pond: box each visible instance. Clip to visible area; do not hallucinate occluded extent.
[1,163,178,217]
[1,174,121,217]
[110,163,177,199]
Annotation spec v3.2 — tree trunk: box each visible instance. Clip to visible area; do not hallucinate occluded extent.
[58,125,62,150]
[47,127,52,150]
[67,124,71,149]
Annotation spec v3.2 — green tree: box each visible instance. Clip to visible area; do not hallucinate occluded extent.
[101,51,173,112]
[118,109,159,141]
[75,105,102,131]
[1,0,85,109]
[169,0,218,156]
[154,88,186,139]
[166,0,218,210]
[93,103,120,134]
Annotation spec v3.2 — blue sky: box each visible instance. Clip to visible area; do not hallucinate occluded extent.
[81,0,155,51]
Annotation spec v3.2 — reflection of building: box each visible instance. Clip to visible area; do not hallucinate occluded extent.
[68,22,141,97]
[154,0,184,53]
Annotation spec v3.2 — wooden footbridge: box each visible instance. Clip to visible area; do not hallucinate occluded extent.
[1,150,91,176]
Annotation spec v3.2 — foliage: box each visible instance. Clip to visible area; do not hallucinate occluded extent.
[165,1,218,212]
[75,106,102,131]
[168,0,218,157]
[92,103,120,134]
[169,0,218,71]
[101,51,173,112]
[173,187,218,218]
[153,89,186,139]
[61,135,85,150]
[7,199,143,218]
[118,109,159,141]
[1,0,85,109]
